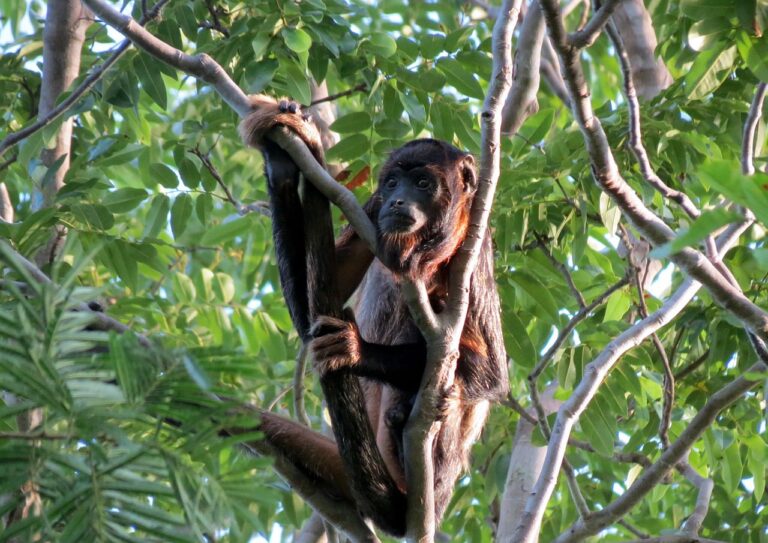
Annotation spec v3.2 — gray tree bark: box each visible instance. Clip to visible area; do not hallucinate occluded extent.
[611,0,671,101]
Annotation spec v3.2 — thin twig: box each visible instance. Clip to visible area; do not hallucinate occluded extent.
[189,147,242,211]
[201,0,230,37]
[503,394,539,425]
[529,274,629,379]
[617,519,649,540]
[569,439,652,467]
[0,154,18,173]
[618,224,673,448]
[309,83,368,107]
[535,232,586,308]
[673,349,710,380]
[293,343,311,427]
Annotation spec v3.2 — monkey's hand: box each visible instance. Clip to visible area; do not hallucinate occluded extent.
[310,315,363,376]
[239,95,323,162]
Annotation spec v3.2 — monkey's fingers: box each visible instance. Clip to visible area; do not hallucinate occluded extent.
[278,99,300,114]
[310,315,351,338]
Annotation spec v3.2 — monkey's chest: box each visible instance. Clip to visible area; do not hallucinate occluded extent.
[354,262,420,345]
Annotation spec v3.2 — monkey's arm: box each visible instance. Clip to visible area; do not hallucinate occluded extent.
[335,228,374,304]
[311,316,427,392]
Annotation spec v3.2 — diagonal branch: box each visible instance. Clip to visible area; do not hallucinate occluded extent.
[80,0,379,253]
[554,359,766,542]
[539,0,768,343]
[567,0,622,48]
[0,0,170,160]
[511,218,752,543]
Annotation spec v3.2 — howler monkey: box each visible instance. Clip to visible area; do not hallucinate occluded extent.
[239,95,509,537]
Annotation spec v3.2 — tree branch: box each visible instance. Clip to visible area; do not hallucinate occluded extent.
[568,0,622,49]
[0,0,169,160]
[501,1,546,135]
[539,0,768,344]
[79,0,379,254]
[554,359,766,542]
[742,82,768,176]
[605,18,700,220]
[402,1,522,540]
[511,218,752,543]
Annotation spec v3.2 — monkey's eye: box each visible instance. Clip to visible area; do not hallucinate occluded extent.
[385,178,397,189]
[416,178,431,190]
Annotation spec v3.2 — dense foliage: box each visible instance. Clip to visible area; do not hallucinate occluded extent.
[0,0,767,541]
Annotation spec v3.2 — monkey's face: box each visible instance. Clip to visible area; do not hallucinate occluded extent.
[377,167,443,236]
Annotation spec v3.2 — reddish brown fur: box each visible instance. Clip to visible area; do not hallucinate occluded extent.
[239,95,325,164]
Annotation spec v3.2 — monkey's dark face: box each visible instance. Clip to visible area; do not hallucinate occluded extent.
[377,167,443,235]
[374,139,477,277]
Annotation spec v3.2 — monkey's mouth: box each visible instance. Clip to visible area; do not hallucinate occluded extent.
[380,212,418,233]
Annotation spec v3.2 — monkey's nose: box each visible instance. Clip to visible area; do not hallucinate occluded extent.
[392,199,404,207]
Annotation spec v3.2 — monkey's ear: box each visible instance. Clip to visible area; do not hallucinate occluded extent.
[460,154,478,193]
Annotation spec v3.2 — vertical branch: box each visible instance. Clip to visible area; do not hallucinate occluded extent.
[35,0,94,208]
[402,1,522,541]
[742,83,768,176]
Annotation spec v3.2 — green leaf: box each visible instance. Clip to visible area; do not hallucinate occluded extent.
[685,44,738,100]
[103,188,148,213]
[581,398,615,457]
[257,312,286,361]
[681,0,738,20]
[149,163,179,188]
[748,453,765,502]
[282,60,311,105]
[200,215,253,246]
[688,17,731,51]
[598,192,621,236]
[214,272,235,303]
[368,32,397,58]
[326,134,370,162]
[736,31,768,82]
[652,209,743,259]
[177,157,199,189]
[330,112,372,133]
[244,59,278,94]
[603,289,630,323]
[175,4,198,40]
[508,271,560,323]
[172,272,197,303]
[70,203,115,230]
[134,53,167,109]
[196,193,213,224]
[104,240,138,291]
[437,58,485,99]
[282,27,312,53]
[420,33,445,58]
[722,442,743,494]
[171,193,193,238]
[142,194,170,239]
[503,311,537,368]
[697,159,768,226]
